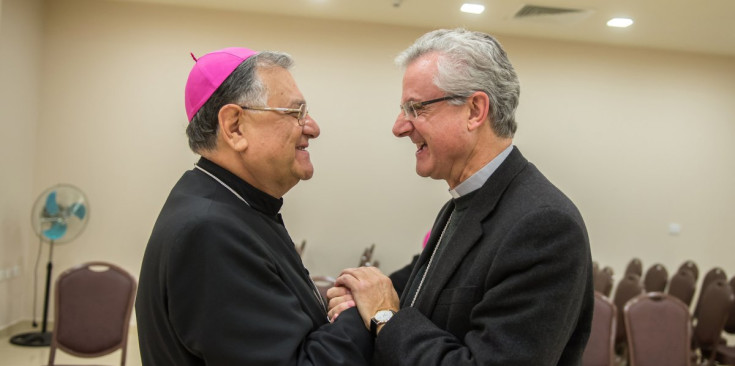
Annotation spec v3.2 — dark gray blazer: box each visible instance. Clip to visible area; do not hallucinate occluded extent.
[376,147,593,366]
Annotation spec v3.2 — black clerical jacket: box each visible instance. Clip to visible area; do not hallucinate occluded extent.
[136,158,372,365]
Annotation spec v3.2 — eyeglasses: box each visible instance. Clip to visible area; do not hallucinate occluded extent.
[400,96,459,120]
[240,103,309,126]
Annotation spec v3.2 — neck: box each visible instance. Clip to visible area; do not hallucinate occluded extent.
[447,135,512,189]
[199,150,291,199]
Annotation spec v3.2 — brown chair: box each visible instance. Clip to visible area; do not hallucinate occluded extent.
[613,274,644,351]
[625,258,643,277]
[592,261,600,280]
[724,276,735,334]
[692,279,734,366]
[678,260,699,282]
[311,275,336,304]
[358,243,376,267]
[48,261,137,366]
[668,269,697,309]
[582,292,617,366]
[594,266,615,297]
[713,276,735,365]
[694,267,728,319]
[643,263,668,293]
[624,292,691,366]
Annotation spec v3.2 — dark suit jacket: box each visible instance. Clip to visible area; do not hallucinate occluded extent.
[136,162,372,365]
[375,147,593,365]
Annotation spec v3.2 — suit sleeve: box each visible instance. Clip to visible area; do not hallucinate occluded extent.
[375,207,591,366]
[166,218,373,366]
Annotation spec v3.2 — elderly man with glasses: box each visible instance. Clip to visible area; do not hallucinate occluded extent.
[328,29,594,365]
[136,47,372,365]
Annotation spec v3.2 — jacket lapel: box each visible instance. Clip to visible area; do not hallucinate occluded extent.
[399,201,455,307]
[412,147,529,314]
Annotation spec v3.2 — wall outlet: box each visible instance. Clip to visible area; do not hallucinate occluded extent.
[11,265,20,277]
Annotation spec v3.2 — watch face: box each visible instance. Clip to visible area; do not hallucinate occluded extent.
[374,310,394,322]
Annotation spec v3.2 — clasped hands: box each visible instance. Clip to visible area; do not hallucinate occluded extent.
[326,266,400,330]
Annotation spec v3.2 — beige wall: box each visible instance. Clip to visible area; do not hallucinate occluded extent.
[0,0,43,328]
[1,0,734,326]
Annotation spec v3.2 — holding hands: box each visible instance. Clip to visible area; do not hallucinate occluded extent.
[327,266,400,333]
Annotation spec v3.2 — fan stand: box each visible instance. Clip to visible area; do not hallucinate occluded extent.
[9,240,55,347]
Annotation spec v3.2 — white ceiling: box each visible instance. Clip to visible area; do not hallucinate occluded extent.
[110,0,735,57]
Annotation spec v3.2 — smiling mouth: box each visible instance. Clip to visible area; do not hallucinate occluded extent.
[416,142,426,153]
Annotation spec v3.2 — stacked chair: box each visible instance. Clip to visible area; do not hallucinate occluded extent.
[713,276,735,364]
[594,266,615,298]
[643,263,668,293]
[585,259,735,366]
[692,278,734,365]
[624,292,692,366]
[668,268,698,309]
[613,273,645,357]
[581,292,617,366]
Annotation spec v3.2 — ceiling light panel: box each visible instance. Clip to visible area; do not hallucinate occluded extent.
[607,18,634,28]
[461,4,485,14]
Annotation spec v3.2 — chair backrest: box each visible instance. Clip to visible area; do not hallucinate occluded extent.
[582,292,617,366]
[724,276,735,334]
[594,266,615,297]
[624,292,691,366]
[358,243,376,267]
[678,260,699,282]
[625,258,643,278]
[667,269,697,308]
[694,267,728,319]
[613,273,644,345]
[643,263,669,293]
[49,261,137,366]
[592,261,600,280]
[693,279,734,355]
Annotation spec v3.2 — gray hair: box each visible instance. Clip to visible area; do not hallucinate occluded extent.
[186,51,294,153]
[395,28,520,138]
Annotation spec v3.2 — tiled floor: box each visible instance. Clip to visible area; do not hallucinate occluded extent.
[0,324,141,366]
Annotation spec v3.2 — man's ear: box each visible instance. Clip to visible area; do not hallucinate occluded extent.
[218,104,248,152]
[467,91,491,131]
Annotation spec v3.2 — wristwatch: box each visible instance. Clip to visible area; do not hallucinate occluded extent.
[370,309,396,337]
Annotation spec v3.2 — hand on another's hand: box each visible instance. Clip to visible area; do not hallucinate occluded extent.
[326,285,354,322]
[335,266,400,329]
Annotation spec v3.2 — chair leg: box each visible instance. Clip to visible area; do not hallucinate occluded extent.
[47,344,56,366]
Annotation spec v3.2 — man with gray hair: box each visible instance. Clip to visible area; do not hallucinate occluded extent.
[136,47,372,365]
[328,29,593,365]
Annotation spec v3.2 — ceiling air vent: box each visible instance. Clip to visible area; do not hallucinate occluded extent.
[513,4,593,24]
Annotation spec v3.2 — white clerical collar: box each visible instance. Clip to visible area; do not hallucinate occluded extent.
[449,144,514,199]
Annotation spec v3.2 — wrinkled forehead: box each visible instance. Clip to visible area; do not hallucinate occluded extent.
[258,66,305,105]
[401,54,441,100]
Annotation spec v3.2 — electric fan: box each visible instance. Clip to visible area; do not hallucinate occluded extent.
[10,184,89,347]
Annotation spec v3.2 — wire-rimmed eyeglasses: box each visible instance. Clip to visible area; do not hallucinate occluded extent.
[240,103,309,126]
[400,96,460,120]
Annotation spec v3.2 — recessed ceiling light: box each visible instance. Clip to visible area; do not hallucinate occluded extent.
[607,18,633,28]
[461,4,485,14]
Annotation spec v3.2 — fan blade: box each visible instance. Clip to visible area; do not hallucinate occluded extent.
[45,191,60,216]
[70,202,86,220]
[43,222,67,240]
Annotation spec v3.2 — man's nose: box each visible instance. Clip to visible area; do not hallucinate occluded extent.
[392,112,413,138]
[303,114,320,138]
